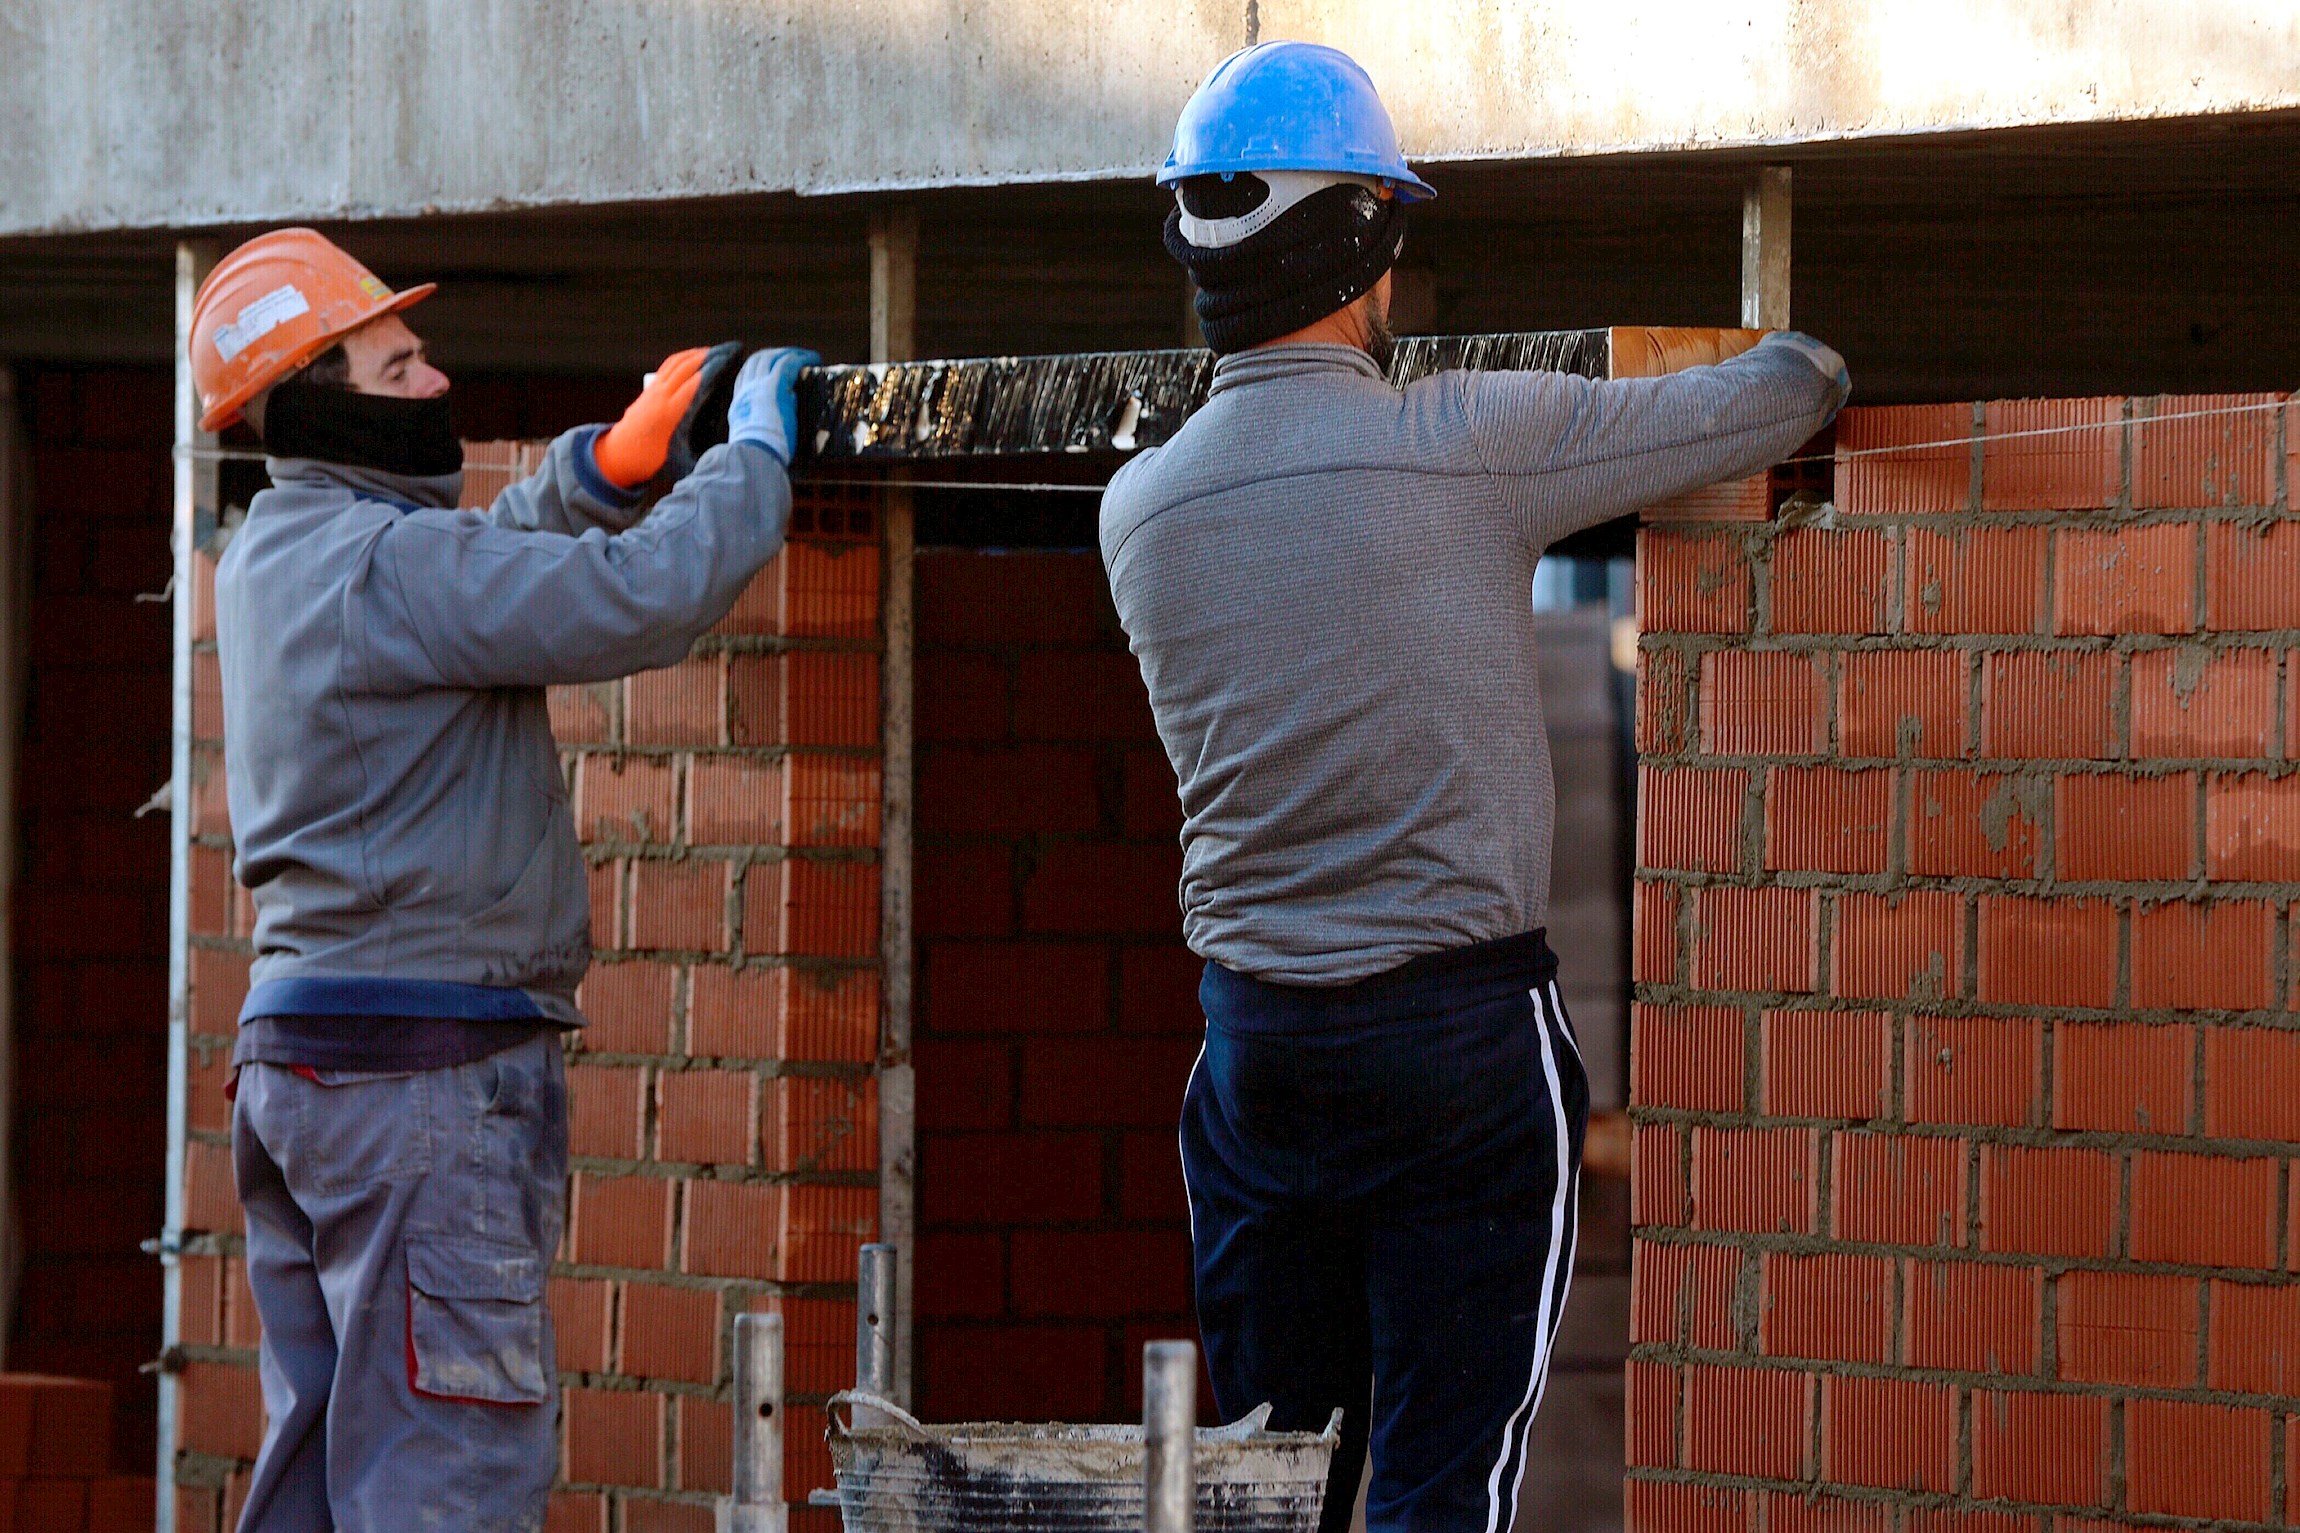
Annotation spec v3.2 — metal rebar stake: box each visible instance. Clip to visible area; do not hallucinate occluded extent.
[723,1312,787,1533]
[1143,1341,1197,1533]
[856,1243,897,1395]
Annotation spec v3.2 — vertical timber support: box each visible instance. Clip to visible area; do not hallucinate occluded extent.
[161,235,220,1533]
[869,204,920,1410]
[1740,165,1792,330]
[0,367,26,1361]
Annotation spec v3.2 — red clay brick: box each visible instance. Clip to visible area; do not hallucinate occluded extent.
[1633,881,1680,985]
[2052,1020,2193,1134]
[1981,1144,2114,1258]
[1638,765,1747,873]
[1976,896,2118,1009]
[176,1361,261,1460]
[916,652,1006,742]
[739,650,881,748]
[630,859,730,952]
[578,754,678,844]
[2129,1151,2278,1268]
[576,961,676,1054]
[1630,1239,1685,1345]
[2057,1269,2199,1388]
[2128,647,2278,758]
[2055,772,2195,880]
[1832,891,1962,1003]
[2203,771,2300,881]
[675,1395,731,1494]
[1681,1365,1809,1480]
[782,755,882,848]
[570,1173,674,1270]
[923,941,1107,1034]
[619,1282,720,1385]
[2205,520,2300,630]
[1117,1130,1190,1221]
[2203,1026,2300,1140]
[914,1038,1012,1132]
[1818,1375,1954,1491]
[1637,645,1696,756]
[684,756,781,844]
[1019,1035,1198,1129]
[1760,1252,1893,1363]
[189,946,251,1039]
[1905,1259,2039,1375]
[1969,1389,2108,1507]
[1691,886,1817,994]
[1631,1004,1745,1113]
[1691,1126,1816,1235]
[626,656,725,747]
[1909,769,2045,878]
[1834,404,1974,514]
[1010,652,1156,742]
[757,1294,861,1395]
[1763,1495,1890,1533]
[567,1063,647,1159]
[189,843,233,938]
[1839,649,1967,759]
[1116,944,1202,1035]
[2125,1399,2271,1523]
[775,1185,878,1283]
[1684,1244,1745,1351]
[744,859,879,957]
[2132,899,2273,1010]
[679,1181,778,1280]
[1622,1481,1751,1533]
[564,1386,663,1487]
[2207,1279,2300,1394]
[1835,1130,1963,1246]
[1978,651,2116,759]
[758,541,880,640]
[550,683,617,746]
[764,1074,877,1173]
[687,964,872,1062]
[1018,842,1183,937]
[2131,392,2281,508]
[919,744,1099,836]
[1905,527,2047,634]
[1698,651,1825,755]
[1760,1009,1888,1119]
[1633,1122,1689,1228]
[1638,531,1753,634]
[1624,1361,1677,1468]
[918,1324,1108,1423]
[549,1276,613,1373]
[1121,749,1184,837]
[657,1069,756,1166]
[2055,522,2197,636]
[1009,1229,1191,1319]
[1981,397,2122,511]
[1769,529,1891,634]
[1763,766,1889,873]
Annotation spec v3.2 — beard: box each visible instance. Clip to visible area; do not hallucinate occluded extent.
[1363,305,1397,376]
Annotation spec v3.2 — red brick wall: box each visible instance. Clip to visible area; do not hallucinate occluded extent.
[910,549,1201,1422]
[1629,395,2300,1528]
[11,366,176,1471]
[176,475,887,1533]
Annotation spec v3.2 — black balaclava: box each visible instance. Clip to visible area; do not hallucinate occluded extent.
[1164,177,1409,357]
[261,382,463,477]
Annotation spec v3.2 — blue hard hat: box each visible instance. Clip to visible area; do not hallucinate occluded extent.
[1160,41,1437,202]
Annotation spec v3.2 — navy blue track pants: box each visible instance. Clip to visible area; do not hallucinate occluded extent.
[1180,931,1587,1533]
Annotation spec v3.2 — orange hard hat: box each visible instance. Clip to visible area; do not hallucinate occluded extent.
[188,228,436,432]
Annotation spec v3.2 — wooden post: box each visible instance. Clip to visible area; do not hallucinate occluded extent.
[868,204,919,1410]
[1740,165,1792,330]
[160,234,220,1533]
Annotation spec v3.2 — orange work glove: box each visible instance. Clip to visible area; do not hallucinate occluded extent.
[593,348,710,489]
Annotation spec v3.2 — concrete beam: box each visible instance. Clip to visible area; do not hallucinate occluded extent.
[6,0,2300,237]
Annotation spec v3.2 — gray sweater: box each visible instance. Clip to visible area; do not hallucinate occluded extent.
[1100,335,1846,984]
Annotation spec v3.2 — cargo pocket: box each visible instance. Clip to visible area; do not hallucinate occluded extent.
[405,1239,551,1406]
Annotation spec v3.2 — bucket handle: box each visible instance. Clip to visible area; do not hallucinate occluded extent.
[828,1390,934,1442]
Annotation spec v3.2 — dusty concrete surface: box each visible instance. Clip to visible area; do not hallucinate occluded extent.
[6,0,2300,237]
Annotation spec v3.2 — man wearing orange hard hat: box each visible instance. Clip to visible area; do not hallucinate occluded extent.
[191,227,813,1530]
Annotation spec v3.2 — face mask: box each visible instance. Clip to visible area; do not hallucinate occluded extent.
[261,383,462,477]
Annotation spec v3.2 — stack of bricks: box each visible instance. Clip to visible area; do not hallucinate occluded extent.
[0,1374,157,1531]
[910,549,1202,1423]
[1628,395,2300,1529]
[177,475,888,1532]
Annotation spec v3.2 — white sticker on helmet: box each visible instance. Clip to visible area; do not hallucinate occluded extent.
[1177,170,1384,249]
[213,284,312,363]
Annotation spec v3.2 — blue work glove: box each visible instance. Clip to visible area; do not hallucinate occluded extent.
[726,347,820,466]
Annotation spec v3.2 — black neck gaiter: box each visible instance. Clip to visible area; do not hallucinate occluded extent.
[1165,182,1410,356]
[262,384,463,477]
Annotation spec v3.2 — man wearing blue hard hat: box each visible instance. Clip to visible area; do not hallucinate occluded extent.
[1104,40,1850,1533]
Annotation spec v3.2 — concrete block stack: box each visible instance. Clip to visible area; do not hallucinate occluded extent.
[1628,396,2300,1527]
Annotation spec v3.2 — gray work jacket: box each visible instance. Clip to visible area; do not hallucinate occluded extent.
[1101,335,1846,984]
[216,428,790,1025]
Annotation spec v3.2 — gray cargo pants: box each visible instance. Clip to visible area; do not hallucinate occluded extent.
[230,1031,567,1532]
